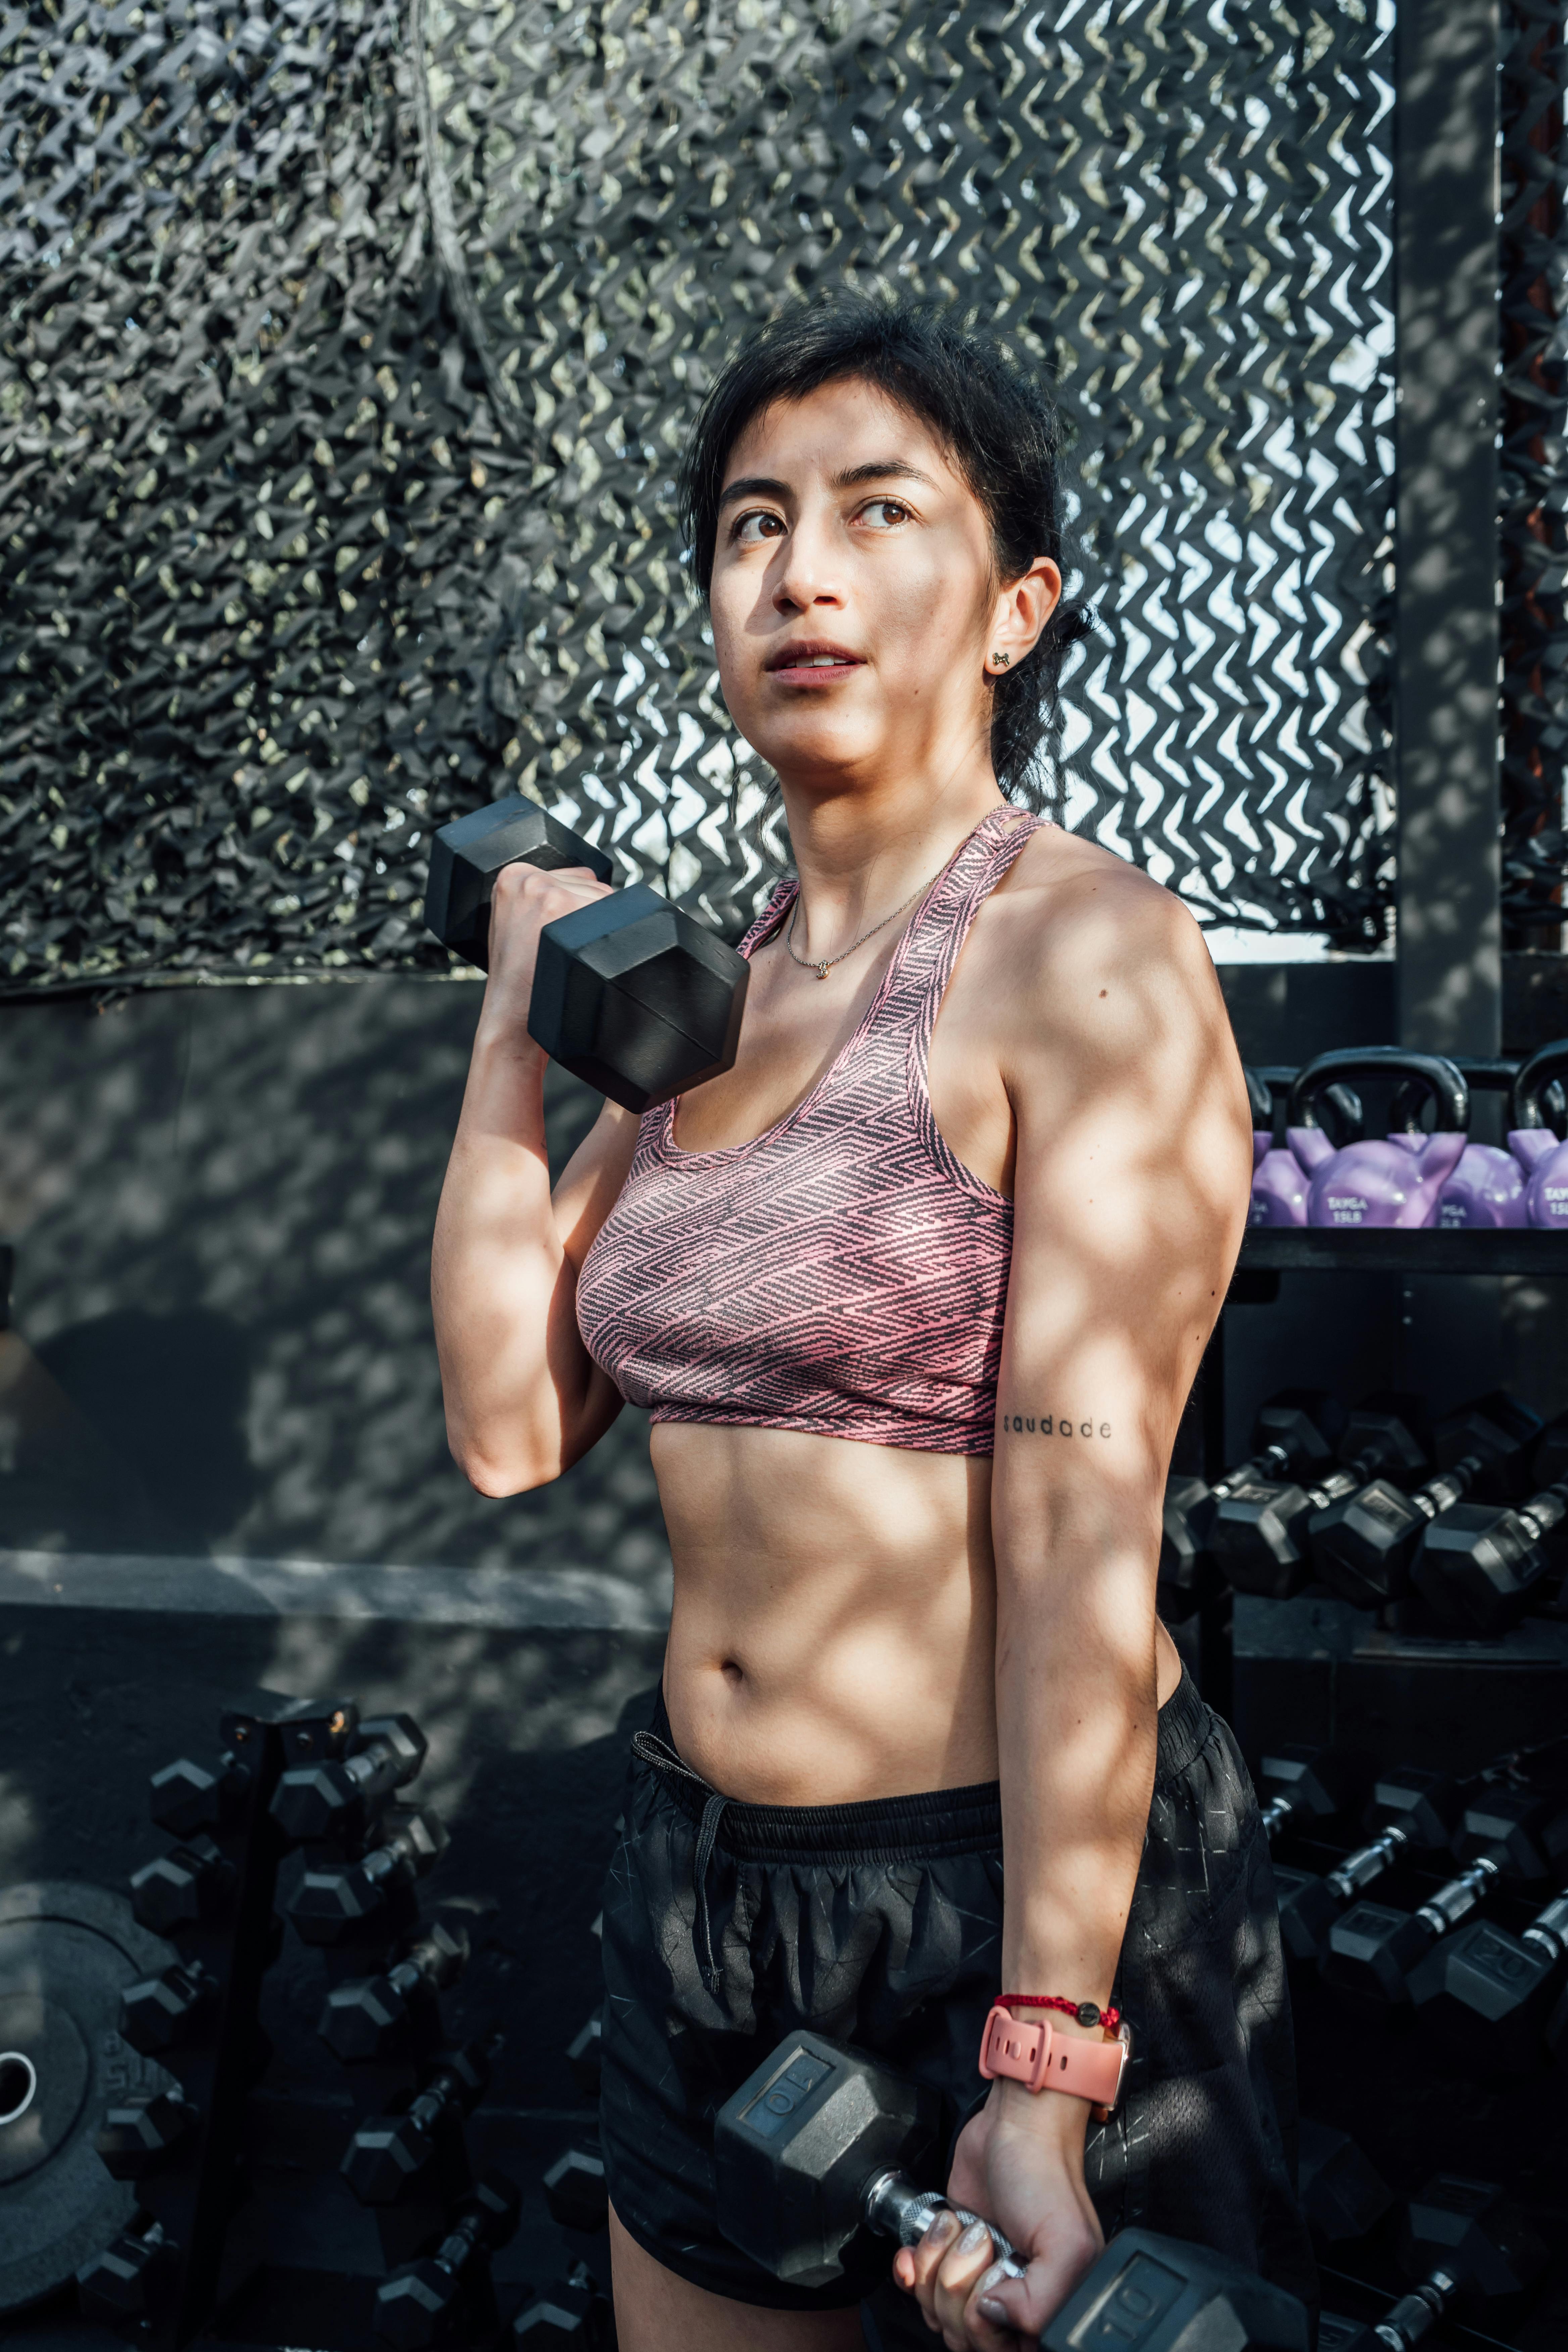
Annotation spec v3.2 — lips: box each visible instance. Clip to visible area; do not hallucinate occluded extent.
[765,640,865,684]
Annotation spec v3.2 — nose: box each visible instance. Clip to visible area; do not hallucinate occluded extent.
[770,506,845,616]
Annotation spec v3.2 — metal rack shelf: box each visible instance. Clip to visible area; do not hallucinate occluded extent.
[1235,1228,1568,1277]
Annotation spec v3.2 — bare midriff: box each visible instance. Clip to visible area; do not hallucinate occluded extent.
[654,1420,1183,1806]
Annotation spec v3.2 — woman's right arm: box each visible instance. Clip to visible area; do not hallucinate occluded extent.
[431,860,640,1495]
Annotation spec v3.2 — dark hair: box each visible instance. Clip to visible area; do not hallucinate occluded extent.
[677,296,1095,802]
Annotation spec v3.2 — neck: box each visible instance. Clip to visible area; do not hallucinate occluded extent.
[778,765,1008,958]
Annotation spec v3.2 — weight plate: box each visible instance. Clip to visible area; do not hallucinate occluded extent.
[0,1880,175,2309]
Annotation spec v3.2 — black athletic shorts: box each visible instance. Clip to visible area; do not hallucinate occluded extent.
[599,1667,1317,2341]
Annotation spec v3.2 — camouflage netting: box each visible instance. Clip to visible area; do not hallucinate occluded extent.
[1500,0,1568,943]
[0,0,1400,993]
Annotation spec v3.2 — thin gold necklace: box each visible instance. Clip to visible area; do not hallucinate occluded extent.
[783,853,948,981]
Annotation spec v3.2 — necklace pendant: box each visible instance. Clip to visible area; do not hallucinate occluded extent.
[816,963,830,980]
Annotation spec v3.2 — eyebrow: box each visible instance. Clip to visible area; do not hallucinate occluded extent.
[716,458,938,510]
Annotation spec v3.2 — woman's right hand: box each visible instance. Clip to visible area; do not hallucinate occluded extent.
[477,859,617,1050]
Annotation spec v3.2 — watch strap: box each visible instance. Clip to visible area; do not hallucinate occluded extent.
[978,2002,1128,2110]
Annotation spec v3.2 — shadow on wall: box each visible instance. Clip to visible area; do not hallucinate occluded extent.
[0,979,667,1575]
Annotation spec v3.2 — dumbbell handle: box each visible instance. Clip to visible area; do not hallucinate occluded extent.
[340,1735,411,1802]
[1522,1891,1568,1959]
[1414,1855,1498,1938]
[1326,1822,1413,1902]
[1372,2267,1457,2348]
[862,2171,1026,2281]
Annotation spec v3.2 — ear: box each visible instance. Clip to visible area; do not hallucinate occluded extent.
[983,558,1062,678]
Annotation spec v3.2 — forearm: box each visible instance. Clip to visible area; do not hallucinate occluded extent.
[431,1024,583,1489]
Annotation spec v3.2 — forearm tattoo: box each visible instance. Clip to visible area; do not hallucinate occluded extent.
[999,1412,1112,1439]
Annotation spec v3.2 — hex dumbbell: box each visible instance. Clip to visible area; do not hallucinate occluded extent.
[1271,1765,1462,1961]
[289,1806,447,1943]
[543,2142,609,2234]
[1209,1400,1427,1601]
[77,2220,177,2324]
[1324,1788,1568,2004]
[1317,2175,1545,2351]
[510,2261,615,2348]
[1412,1476,1568,1635]
[374,2171,521,2349]
[712,2031,1308,2347]
[1296,2121,1391,2249]
[425,799,748,1116]
[271,1712,428,1844]
[319,1920,470,2061]
[1312,1391,1544,1609]
[1409,1886,1568,2071]
[342,2036,500,2205]
[1160,1392,1347,1587]
[1255,1748,1347,1844]
[119,1958,218,2054]
[130,1834,237,1934]
[148,1752,249,1839]
[94,2087,199,2180]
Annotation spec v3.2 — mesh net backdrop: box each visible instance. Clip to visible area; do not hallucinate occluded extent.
[0,0,1402,992]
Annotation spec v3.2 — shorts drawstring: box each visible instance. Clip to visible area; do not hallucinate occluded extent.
[631,1725,730,1994]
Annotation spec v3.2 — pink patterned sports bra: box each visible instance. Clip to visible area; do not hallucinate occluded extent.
[575,805,1042,1456]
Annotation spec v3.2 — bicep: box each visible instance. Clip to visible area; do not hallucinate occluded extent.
[993,915,1250,1579]
[548,1099,642,1455]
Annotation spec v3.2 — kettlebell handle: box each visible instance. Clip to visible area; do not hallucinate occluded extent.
[1512,1037,1568,1132]
[1287,1048,1469,1135]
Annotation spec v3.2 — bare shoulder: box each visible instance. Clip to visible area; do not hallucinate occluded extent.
[979,823,1226,1077]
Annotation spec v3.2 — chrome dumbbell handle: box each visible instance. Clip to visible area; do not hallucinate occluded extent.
[861,2172,1026,2281]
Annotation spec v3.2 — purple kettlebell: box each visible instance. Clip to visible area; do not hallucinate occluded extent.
[1247,1066,1364,1227]
[1287,1049,1469,1229]
[1513,1039,1568,1229]
[1436,1059,1561,1227]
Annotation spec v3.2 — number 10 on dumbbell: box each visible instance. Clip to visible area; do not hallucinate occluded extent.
[425,799,749,1114]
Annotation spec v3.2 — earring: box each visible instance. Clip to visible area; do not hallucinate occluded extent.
[990,651,1011,670]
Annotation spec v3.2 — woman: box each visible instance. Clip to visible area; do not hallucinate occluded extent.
[432,300,1313,2352]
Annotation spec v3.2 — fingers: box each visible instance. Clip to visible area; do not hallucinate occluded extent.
[893,2212,1015,2350]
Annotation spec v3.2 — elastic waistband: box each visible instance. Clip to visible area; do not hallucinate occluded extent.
[636,1665,1212,1867]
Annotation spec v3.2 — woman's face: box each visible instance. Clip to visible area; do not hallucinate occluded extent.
[707,376,1060,795]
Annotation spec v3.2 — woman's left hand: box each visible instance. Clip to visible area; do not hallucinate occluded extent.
[891,2085,1104,2349]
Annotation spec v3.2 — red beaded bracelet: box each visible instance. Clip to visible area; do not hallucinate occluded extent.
[998,1993,1121,2033]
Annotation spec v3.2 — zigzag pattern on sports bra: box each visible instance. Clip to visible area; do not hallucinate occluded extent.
[575,807,1040,1457]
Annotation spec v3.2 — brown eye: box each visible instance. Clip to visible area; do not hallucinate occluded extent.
[856,498,911,531]
[733,509,785,545]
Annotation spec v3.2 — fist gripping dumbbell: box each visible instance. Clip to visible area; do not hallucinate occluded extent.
[425,799,748,1114]
[374,2171,521,2349]
[272,1712,427,1844]
[320,1920,470,2060]
[1317,2175,1545,2351]
[713,2031,1308,2347]
[342,2035,501,2204]
[290,1806,447,1943]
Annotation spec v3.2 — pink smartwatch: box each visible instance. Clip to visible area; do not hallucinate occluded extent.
[979,2003,1131,2117]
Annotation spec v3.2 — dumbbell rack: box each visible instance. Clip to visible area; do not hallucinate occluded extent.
[1195,1205,1568,2349]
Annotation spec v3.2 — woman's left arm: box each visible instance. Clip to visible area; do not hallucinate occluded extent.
[896,866,1253,2349]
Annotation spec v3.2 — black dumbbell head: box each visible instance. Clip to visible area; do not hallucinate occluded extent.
[566,2010,603,2103]
[1040,2227,1309,2351]
[320,1973,410,2061]
[77,2228,173,2322]
[1206,1479,1315,1601]
[1296,2121,1391,2247]
[1340,1399,1427,1479]
[1258,1748,1342,1827]
[119,1961,214,2054]
[1364,1766,1459,1852]
[1409,1911,1568,2072]
[130,1836,235,1934]
[1323,1902,1432,2005]
[95,2088,197,2179]
[543,2145,608,2234]
[1453,1790,1568,1881]
[714,2032,938,2289]
[1254,1390,1343,1470]
[148,1756,245,1838]
[374,2261,455,2351]
[1272,1867,1339,1964]
[1309,1479,1426,1606]
[343,2113,435,2206]
[529,886,748,1116]
[425,800,613,965]
[1434,1393,1542,1500]
[1412,1503,1560,1635]
[1398,2177,1546,2301]
[510,2269,611,2348]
